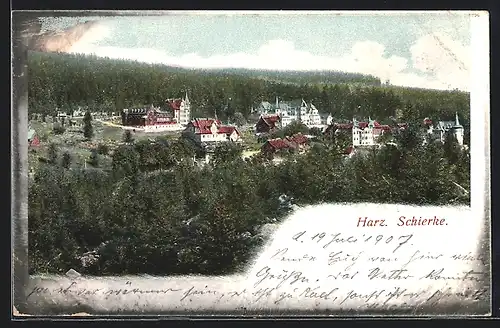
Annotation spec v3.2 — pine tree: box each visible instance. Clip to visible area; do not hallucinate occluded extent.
[47,143,58,164]
[88,150,99,167]
[83,110,94,140]
[123,130,134,143]
[61,152,71,169]
[443,132,461,165]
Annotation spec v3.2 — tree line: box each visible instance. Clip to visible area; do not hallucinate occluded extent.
[28,51,470,128]
[29,124,470,276]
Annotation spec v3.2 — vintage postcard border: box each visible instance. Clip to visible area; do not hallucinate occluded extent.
[11,10,491,317]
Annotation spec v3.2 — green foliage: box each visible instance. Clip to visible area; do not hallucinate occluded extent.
[122,130,134,143]
[232,112,247,127]
[97,143,109,155]
[27,51,472,276]
[266,121,310,140]
[52,123,66,135]
[27,52,469,128]
[211,143,244,166]
[61,152,71,169]
[443,132,461,165]
[83,111,93,140]
[29,129,470,276]
[47,143,58,164]
[88,150,99,168]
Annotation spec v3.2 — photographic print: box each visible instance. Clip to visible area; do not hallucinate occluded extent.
[11,10,490,316]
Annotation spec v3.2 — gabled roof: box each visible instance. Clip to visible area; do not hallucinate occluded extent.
[375,125,392,132]
[286,133,308,145]
[218,126,241,136]
[436,121,455,130]
[188,118,239,135]
[259,114,281,128]
[189,118,220,134]
[126,108,149,115]
[264,133,308,151]
[167,99,183,111]
[357,122,369,129]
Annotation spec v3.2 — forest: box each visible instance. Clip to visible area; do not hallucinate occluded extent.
[27,51,471,276]
[28,51,470,127]
[28,120,470,276]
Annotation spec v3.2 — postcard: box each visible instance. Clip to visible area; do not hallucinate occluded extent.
[11,10,490,317]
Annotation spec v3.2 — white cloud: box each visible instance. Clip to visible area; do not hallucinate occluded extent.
[68,26,470,92]
[409,32,471,91]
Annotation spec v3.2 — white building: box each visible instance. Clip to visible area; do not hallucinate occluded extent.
[352,118,392,147]
[423,113,465,146]
[183,118,241,144]
[256,98,324,129]
[168,92,191,126]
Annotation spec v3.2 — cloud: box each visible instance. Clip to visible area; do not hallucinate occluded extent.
[409,32,471,91]
[66,26,470,91]
[30,21,111,53]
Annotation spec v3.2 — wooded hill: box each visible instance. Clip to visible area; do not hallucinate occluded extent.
[28,51,470,125]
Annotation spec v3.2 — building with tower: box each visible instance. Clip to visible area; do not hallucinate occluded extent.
[423,113,465,147]
[168,92,191,126]
[254,97,325,129]
[120,93,192,132]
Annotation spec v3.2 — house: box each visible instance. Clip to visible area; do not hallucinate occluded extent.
[324,118,397,147]
[255,97,325,129]
[28,126,40,148]
[261,133,309,155]
[423,113,464,146]
[121,105,183,132]
[255,114,281,134]
[183,118,241,144]
[254,101,274,114]
[277,99,323,128]
[352,118,392,147]
[166,92,191,126]
[120,93,191,132]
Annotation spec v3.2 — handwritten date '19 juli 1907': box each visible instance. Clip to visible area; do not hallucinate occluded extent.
[291,231,414,254]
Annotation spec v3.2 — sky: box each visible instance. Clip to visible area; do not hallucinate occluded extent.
[38,11,473,91]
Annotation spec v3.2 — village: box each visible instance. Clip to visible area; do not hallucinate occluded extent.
[28,91,466,173]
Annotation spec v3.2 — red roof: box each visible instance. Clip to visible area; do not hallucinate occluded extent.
[218,126,240,136]
[259,114,281,129]
[423,118,433,125]
[344,146,355,155]
[190,119,220,134]
[267,139,290,150]
[287,133,308,145]
[263,114,280,123]
[29,135,40,147]
[375,125,392,132]
[264,133,308,151]
[189,118,239,136]
[167,99,183,111]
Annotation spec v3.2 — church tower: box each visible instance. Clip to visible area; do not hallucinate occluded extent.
[179,91,191,125]
[452,112,464,146]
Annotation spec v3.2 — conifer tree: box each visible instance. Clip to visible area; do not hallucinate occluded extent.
[83,110,94,140]
[61,152,71,169]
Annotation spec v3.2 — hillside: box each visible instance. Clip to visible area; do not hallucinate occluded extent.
[28,51,469,126]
